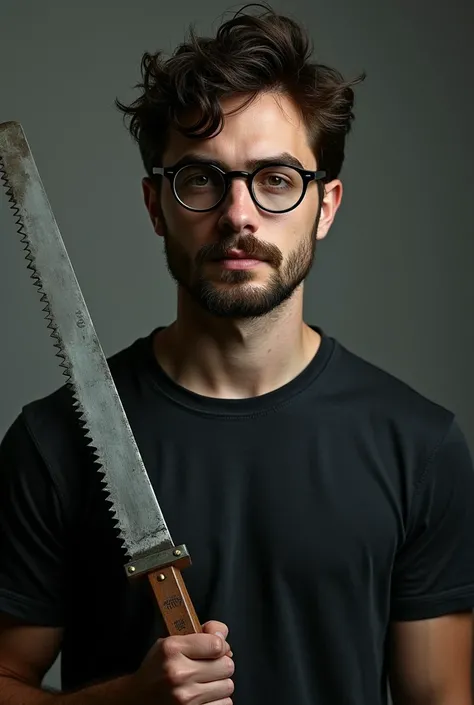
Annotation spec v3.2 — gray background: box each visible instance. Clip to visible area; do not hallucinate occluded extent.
[1,0,473,693]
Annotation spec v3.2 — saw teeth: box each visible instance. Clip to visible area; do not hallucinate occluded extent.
[1,153,131,560]
[1,158,107,484]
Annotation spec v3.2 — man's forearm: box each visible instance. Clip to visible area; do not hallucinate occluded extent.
[0,673,137,705]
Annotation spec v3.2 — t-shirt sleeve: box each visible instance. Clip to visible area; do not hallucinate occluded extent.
[390,417,474,621]
[0,414,65,626]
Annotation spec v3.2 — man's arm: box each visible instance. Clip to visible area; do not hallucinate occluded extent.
[0,612,62,688]
[389,417,474,703]
[388,612,473,705]
[0,612,235,705]
[0,415,138,704]
[0,612,135,704]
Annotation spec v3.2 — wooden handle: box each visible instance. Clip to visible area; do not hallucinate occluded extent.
[148,565,202,635]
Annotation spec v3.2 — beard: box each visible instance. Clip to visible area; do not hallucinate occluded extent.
[162,216,320,319]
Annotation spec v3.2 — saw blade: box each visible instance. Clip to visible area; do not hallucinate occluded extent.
[0,121,175,565]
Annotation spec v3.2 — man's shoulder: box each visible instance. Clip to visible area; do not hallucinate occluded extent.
[327,334,455,442]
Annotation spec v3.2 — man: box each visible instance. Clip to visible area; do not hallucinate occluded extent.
[0,5,473,705]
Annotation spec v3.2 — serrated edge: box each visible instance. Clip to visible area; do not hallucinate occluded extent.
[0,154,130,557]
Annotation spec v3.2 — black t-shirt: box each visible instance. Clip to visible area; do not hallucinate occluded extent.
[1,326,474,705]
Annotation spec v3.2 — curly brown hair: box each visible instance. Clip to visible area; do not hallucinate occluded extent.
[115,3,365,183]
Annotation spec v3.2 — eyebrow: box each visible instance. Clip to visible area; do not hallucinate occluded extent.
[170,151,306,172]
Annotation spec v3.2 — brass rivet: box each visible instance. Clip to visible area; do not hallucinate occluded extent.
[158,573,166,581]
[127,566,136,574]
[173,549,182,557]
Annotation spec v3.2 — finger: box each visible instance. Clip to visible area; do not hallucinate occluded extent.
[202,621,233,657]
[216,634,232,659]
[162,633,227,660]
[202,620,229,639]
[194,654,235,684]
[175,680,234,705]
[185,676,235,703]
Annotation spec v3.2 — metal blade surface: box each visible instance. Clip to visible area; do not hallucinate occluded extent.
[0,121,174,562]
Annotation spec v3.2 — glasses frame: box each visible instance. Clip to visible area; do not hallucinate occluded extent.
[152,162,327,214]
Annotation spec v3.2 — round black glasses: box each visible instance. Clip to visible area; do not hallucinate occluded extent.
[152,162,326,214]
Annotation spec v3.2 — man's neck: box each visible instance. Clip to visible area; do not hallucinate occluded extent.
[153,290,321,400]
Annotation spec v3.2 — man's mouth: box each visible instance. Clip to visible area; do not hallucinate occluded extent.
[213,249,266,262]
[212,250,266,270]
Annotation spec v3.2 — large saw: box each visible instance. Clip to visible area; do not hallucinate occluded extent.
[0,121,201,636]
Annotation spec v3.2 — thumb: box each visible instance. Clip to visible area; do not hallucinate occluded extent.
[202,620,229,640]
[202,621,233,658]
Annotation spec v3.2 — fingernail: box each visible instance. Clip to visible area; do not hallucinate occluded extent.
[216,631,225,640]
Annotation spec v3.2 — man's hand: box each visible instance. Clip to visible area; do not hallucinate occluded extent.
[131,620,234,705]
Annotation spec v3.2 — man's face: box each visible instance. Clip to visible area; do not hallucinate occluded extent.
[144,92,341,318]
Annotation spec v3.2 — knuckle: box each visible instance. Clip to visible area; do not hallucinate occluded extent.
[225,678,235,695]
[209,635,223,654]
[224,656,235,675]
[161,636,182,658]
[162,660,189,686]
[173,686,195,705]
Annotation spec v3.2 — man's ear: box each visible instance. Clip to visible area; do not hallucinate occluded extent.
[316,179,343,241]
[142,177,166,236]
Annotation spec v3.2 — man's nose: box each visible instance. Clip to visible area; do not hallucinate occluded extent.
[217,178,259,234]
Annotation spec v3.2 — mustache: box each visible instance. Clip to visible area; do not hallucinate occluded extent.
[196,234,283,268]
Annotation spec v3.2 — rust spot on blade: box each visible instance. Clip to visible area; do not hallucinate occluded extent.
[0,121,31,206]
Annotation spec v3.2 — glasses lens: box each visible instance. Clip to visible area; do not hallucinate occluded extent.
[175,164,225,210]
[252,166,304,212]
